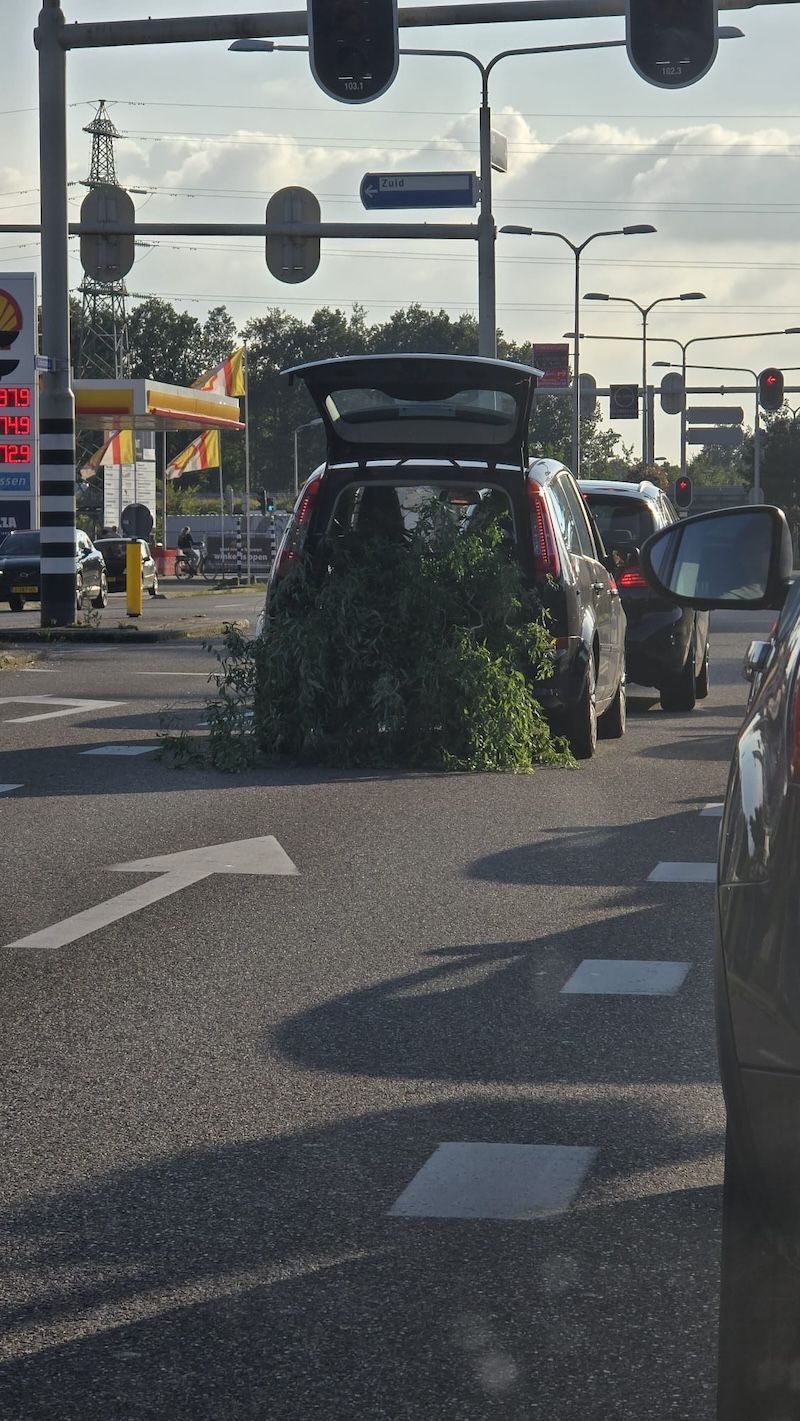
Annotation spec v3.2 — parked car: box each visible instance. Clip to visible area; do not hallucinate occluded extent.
[93,537,159,596]
[640,503,800,1255]
[262,353,627,757]
[0,527,107,612]
[579,478,710,711]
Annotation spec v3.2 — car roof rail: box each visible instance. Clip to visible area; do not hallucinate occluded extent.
[637,479,661,498]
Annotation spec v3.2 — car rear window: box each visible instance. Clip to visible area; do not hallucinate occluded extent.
[325,482,515,545]
[95,541,128,557]
[581,496,655,550]
[323,386,519,449]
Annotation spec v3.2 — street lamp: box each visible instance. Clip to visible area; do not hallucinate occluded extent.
[584,291,706,465]
[501,225,656,477]
[231,35,636,359]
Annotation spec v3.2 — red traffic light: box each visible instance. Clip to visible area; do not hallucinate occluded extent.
[674,476,693,510]
[759,367,784,411]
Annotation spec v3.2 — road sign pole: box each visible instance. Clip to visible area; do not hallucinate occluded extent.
[477,87,496,359]
[754,397,762,502]
[37,0,77,629]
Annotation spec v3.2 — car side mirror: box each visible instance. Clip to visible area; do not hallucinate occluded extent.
[641,505,793,611]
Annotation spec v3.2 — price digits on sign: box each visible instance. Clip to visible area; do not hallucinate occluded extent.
[0,386,31,408]
[0,443,32,465]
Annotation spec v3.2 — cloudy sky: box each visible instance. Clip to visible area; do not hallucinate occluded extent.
[5,0,800,460]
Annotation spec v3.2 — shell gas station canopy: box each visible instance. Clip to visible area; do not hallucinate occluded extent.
[73,378,244,434]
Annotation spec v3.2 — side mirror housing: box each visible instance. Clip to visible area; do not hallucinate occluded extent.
[641,505,793,611]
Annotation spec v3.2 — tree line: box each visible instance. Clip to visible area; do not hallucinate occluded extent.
[71,295,800,513]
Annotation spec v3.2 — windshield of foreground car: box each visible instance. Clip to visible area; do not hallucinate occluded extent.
[0,532,40,557]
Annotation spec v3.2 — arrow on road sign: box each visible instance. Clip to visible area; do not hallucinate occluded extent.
[6,836,299,952]
[360,171,480,210]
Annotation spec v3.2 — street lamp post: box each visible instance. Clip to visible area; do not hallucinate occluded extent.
[293,417,323,499]
[583,291,706,466]
[502,226,656,478]
[232,36,632,360]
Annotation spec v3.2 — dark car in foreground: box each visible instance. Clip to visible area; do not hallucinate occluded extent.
[640,503,800,1259]
[0,528,107,612]
[580,478,710,711]
[264,353,627,757]
[93,537,159,596]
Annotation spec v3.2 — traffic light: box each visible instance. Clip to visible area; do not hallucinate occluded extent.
[626,0,719,90]
[758,368,785,412]
[674,475,693,510]
[308,0,399,105]
[267,495,275,514]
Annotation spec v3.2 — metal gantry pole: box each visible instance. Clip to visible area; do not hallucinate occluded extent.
[477,80,496,359]
[572,247,581,477]
[641,309,649,464]
[36,0,77,628]
[243,341,252,582]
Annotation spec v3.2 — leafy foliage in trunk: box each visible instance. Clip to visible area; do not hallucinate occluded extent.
[251,515,574,772]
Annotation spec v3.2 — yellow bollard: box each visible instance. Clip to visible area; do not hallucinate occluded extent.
[126,540,143,618]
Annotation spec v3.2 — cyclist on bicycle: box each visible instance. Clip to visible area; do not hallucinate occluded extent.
[177,525,200,575]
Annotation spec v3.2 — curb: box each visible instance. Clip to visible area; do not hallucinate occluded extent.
[0,619,251,644]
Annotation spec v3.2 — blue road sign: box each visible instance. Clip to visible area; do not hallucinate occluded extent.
[360,171,480,210]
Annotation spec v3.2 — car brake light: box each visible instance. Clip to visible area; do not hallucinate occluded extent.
[617,564,649,589]
[274,473,322,579]
[527,483,560,580]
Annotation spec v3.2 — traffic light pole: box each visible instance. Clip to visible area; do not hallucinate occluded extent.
[37,0,77,628]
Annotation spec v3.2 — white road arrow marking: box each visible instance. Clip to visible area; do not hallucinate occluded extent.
[0,695,125,724]
[5,836,299,952]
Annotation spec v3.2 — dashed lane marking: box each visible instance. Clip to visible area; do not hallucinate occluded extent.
[0,784,23,795]
[80,745,158,757]
[561,959,690,995]
[133,671,209,677]
[648,862,716,883]
[388,1143,598,1220]
[0,695,125,724]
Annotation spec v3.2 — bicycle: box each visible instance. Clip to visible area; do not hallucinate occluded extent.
[174,544,225,584]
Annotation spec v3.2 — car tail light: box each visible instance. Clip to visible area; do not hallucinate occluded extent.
[273,472,322,579]
[617,564,649,589]
[527,482,560,580]
[790,663,800,782]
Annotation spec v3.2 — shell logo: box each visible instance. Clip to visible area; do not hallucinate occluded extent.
[0,289,23,351]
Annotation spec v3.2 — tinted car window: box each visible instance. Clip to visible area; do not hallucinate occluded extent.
[556,474,598,558]
[327,482,515,545]
[583,496,655,549]
[0,531,40,556]
[547,477,584,558]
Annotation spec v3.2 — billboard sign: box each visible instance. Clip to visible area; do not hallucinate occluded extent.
[533,343,570,390]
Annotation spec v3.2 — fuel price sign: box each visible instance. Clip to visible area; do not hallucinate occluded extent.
[0,276,37,532]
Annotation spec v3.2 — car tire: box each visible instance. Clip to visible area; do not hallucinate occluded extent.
[567,655,598,759]
[8,594,24,612]
[660,646,697,712]
[91,572,108,609]
[148,574,159,597]
[75,573,84,612]
[696,639,710,699]
[598,669,626,739]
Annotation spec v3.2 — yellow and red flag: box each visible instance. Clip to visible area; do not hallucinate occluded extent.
[80,427,136,479]
[165,428,221,480]
[192,347,245,398]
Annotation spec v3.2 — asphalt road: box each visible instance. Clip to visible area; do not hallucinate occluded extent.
[0,610,778,1419]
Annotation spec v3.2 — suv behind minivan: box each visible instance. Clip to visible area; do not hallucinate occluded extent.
[263,354,628,758]
[579,478,710,711]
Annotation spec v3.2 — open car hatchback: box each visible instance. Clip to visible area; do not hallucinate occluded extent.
[265,354,627,758]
